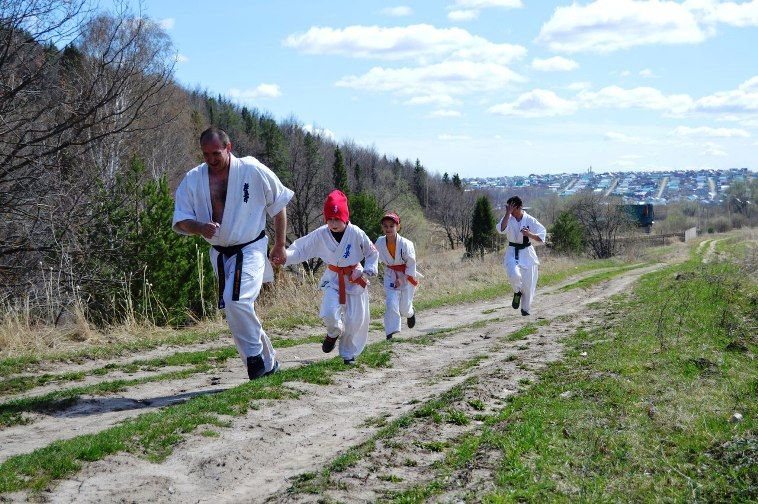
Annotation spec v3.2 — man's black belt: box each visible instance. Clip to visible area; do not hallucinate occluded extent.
[508,236,531,260]
[212,230,266,309]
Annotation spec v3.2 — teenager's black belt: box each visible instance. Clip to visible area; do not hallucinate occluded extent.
[508,236,531,260]
[212,230,266,309]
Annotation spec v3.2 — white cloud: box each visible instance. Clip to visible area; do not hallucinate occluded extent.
[404,94,460,106]
[686,0,758,27]
[620,70,632,77]
[429,109,462,118]
[284,24,524,64]
[175,54,189,63]
[532,56,579,72]
[672,125,750,137]
[437,133,471,140]
[488,89,578,117]
[453,0,523,8]
[158,17,175,30]
[639,68,658,78]
[448,9,479,21]
[380,6,413,17]
[579,85,693,114]
[702,142,727,156]
[228,84,282,102]
[303,124,336,141]
[604,131,658,144]
[537,0,706,53]
[336,61,525,96]
[567,81,592,91]
[692,75,758,114]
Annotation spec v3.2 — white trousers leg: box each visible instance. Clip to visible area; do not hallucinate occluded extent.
[212,247,276,372]
[383,284,415,336]
[320,288,370,360]
[505,258,539,313]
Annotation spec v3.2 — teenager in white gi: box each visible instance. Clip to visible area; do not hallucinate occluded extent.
[497,196,547,316]
[282,190,378,364]
[375,212,420,340]
[172,127,293,380]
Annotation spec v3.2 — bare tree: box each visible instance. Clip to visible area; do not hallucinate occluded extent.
[0,1,176,302]
[567,193,633,258]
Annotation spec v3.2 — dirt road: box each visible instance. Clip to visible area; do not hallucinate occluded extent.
[2,260,670,503]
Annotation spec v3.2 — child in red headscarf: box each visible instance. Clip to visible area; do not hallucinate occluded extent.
[375,212,421,339]
[282,190,379,364]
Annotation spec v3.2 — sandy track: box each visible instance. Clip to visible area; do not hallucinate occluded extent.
[0,261,667,503]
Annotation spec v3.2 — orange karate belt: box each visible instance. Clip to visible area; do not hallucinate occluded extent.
[387,264,419,287]
[327,264,368,305]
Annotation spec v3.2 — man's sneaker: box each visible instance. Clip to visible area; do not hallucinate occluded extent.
[521,309,530,317]
[246,354,265,380]
[343,357,356,365]
[322,335,337,353]
[512,292,522,309]
[386,332,398,340]
[407,313,416,329]
[263,360,280,377]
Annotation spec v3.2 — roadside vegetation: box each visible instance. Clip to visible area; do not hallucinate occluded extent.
[283,232,756,502]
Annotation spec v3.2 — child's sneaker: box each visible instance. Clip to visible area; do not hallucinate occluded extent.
[407,314,416,329]
[343,357,356,365]
[386,332,397,340]
[520,309,530,316]
[322,335,337,353]
[512,292,522,309]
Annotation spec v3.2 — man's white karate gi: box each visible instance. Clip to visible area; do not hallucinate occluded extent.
[376,233,419,337]
[173,152,293,374]
[498,206,547,315]
[284,223,378,361]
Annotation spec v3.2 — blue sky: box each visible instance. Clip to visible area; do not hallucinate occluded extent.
[133,0,757,177]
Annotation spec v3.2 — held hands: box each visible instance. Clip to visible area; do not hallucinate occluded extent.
[269,243,287,266]
[520,227,531,238]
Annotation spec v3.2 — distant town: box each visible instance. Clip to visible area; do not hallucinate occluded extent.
[464,168,754,205]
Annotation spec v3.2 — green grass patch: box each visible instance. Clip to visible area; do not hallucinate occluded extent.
[557,262,650,292]
[0,329,224,378]
[384,251,757,502]
[438,355,488,379]
[287,379,476,495]
[502,324,538,342]
[0,341,397,493]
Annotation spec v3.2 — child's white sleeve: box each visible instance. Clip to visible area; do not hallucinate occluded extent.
[405,240,417,278]
[284,232,320,265]
[362,232,379,276]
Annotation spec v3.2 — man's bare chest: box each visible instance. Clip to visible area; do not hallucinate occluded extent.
[209,172,228,223]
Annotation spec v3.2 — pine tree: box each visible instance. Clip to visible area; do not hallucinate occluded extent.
[452,173,462,190]
[469,195,496,258]
[354,163,363,193]
[332,147,349,193]
[550,210,584,254]
[413,159,427,207]
[349,192,384,241]
[443,172,450,184]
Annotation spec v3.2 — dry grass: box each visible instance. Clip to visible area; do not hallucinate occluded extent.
[0,236,689,360]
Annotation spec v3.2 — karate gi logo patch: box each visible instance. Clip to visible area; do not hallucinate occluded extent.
[243,183,250,203]
[343,244,352,259]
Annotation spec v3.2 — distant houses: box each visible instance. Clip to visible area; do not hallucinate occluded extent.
[464,168,753,205]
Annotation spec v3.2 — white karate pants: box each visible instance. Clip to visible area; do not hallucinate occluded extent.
[210,245,277,372]
[505,257,539,314]
[320,287,370,360]
[383,284,415,335]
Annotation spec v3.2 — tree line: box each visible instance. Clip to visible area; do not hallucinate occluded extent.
[0,1,490,328]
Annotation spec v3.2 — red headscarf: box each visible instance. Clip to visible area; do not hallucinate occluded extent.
[323,189,350,223]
